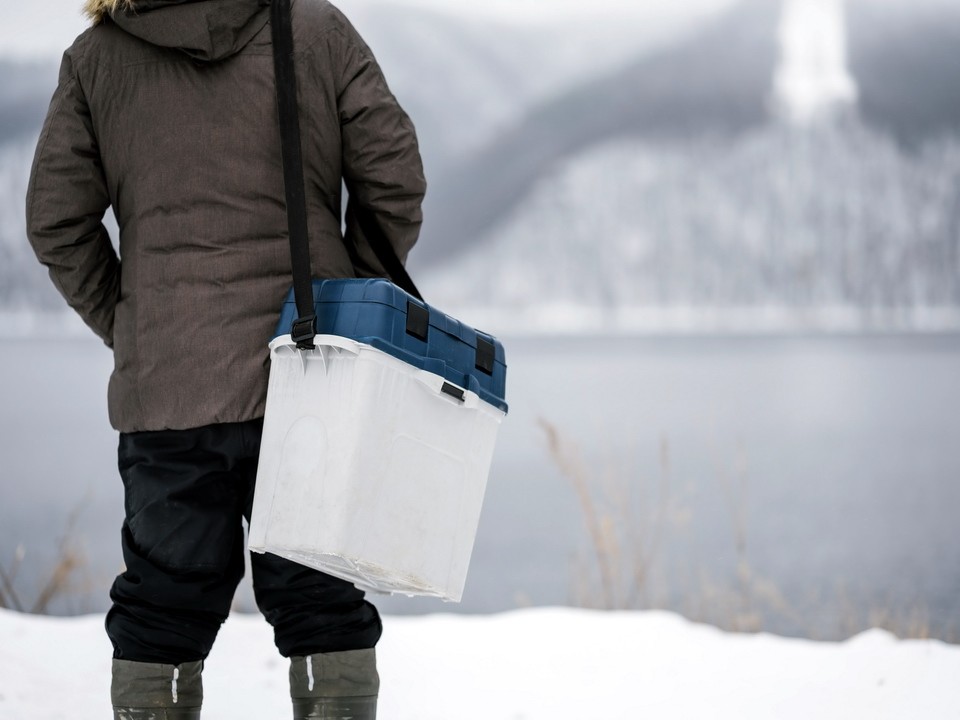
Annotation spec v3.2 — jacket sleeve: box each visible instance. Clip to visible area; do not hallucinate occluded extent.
[336,23,427,276]
[26,45,120,348]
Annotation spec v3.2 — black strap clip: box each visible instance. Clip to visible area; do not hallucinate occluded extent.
[291,314,317,350]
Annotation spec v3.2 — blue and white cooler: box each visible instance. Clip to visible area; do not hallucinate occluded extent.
[248,279,508,602]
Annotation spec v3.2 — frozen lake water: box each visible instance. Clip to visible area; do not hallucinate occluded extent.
[1,333,958,640]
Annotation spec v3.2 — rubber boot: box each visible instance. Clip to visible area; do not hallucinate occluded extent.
[111,659,203,720]
[289,649,379,720]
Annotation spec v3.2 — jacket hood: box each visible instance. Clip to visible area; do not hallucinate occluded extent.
[108,0,272,62]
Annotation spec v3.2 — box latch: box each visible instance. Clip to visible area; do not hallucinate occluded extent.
[475,335,495,375]
[406,300,429,341]
[441,382,466,402]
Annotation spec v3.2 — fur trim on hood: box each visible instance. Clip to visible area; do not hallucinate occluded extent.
[84,0,135,24]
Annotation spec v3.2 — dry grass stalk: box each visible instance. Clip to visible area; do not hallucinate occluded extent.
[543,418,955,643]
[540,418,671,610]
[540,418,618,608]
[0,502,87,615]
[0,544,26,611]
[543,417,812,634]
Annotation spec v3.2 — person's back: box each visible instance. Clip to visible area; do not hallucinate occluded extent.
[26,0,425,717]
[29,0,425,433]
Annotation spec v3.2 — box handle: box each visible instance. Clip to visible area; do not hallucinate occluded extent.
[305,335,362,376]
[271,334,362,376]
[414,371,478,409]
[271,334,361,356]
[441,382,466,402]
[313,335,362,355]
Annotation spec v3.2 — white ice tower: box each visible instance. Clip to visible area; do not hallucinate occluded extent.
[773,0,858,124]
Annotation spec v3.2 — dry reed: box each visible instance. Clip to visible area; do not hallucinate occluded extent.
[539,417,953,642]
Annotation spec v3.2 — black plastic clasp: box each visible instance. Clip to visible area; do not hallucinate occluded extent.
[406,300,429,342]
[291,314,317,349]
[475,335,495,375]
[441,382,466,402]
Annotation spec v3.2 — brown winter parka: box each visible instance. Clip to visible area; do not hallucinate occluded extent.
[26,0,426,432]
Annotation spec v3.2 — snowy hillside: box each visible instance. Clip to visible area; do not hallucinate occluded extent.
[421,121,960,334]
[414,0,960,332]
[416,0,782,266]
[3,607,959,719]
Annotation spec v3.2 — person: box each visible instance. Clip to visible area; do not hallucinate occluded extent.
[25,0,426,717]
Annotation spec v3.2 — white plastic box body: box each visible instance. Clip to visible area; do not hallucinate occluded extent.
[249,334,505,602]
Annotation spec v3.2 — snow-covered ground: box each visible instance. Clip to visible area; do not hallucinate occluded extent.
[1,607,958,719]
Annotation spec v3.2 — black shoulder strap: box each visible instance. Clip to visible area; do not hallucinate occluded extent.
[271,0,315,349]
[347,197,423,301]
[271,0,422,352]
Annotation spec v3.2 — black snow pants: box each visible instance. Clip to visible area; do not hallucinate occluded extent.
[105,419,382,664]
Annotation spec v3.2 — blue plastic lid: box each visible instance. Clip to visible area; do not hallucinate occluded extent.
[275,279,508,412]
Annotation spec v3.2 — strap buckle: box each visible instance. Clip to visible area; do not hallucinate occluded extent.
[291,314,317,350]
